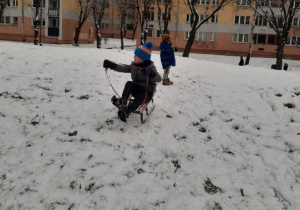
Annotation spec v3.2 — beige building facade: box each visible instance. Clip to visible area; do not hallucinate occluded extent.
[140,0,300,59]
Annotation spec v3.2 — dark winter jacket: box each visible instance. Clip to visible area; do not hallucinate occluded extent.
[113,61,161,92]
[160,42,176,69]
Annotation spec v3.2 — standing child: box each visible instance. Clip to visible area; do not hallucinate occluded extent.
[160,34,176,85]
[103,42,161,122]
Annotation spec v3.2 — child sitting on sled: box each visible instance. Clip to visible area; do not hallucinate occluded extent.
[103,42,162,122]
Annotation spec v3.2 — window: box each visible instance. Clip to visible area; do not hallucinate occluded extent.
[12,17,18,25]
[200,14,209,22]
[233,33,249,43]
[126,24,133,30]
[32,0,45,7]
[293,18,300,27]
[236,0,251,6]
[0,16,10,25]
[157,0,167,3]
[197,0,210,5]
[198,32,208,41]
[271,0,282,7]
[156,30,162,38]
[255,16,267,26]
[148,29,153,38]
[211,15,218,23]
[212,0,219,4]
[185,31,190,40]
[209,32,216,41]
[286,36,300,46]
[12,0,18,6]
[49,18,59,27]
[145,12,154,21]
[268,35,277,45]
[235,16,250,24]
[253,34,266,44]
[186,14,192,23]
[103,12,109,18]
[101,23,109,29]
[157,13,171,21]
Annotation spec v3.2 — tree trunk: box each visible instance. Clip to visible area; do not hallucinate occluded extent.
[245,9,257,65]
[183,28,197,57]
[275,41,285,70]
[120,26,124,50]
[72,25,81,46]
[96,23,102,48]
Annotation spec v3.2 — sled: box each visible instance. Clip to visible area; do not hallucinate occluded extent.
[129,92,156,123]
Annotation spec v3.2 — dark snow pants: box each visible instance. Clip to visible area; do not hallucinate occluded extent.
[122,81,153,112]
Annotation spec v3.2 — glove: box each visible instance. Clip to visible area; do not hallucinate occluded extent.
[141,68,156,78]
[103,59,117,69]
[171,61,176,67]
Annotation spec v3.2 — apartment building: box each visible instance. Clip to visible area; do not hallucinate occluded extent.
[0,0,95,44]
[1,0,300,59]
[140,0,300,59]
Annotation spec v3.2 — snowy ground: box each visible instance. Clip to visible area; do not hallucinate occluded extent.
[0,40,300,210]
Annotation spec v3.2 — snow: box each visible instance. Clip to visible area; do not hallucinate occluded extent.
[0,39,300,210]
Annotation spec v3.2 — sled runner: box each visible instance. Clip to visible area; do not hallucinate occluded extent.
[129,92,156,123]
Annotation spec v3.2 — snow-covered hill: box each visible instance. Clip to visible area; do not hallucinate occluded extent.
[0,41,300,210]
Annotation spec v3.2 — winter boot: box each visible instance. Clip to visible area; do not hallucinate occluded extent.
[111,95,127,108]
[118,107,130,122]
[162,79,172,86]
[167,78,173,85]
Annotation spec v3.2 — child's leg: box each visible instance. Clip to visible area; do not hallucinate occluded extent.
[163,66,171,80]
[122,81,134,101]
[129,91,153,112]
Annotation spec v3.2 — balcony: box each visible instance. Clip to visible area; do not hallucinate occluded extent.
[48,9,59,18]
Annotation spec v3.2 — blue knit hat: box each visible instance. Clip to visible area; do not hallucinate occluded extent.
[134,42,153,61]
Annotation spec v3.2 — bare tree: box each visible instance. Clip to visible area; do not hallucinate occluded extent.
[0,0,8,20]
[33,0,41,45]
[247,0,300,70]
[136,0,155,44]
[183,0,232,57]
[117,0,136,49]
[245,3,258,65]
[91,0,108,48]
[156,0,173,35]
[72,0,93,46]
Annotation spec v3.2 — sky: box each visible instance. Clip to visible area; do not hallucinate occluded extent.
[0,39,300,210]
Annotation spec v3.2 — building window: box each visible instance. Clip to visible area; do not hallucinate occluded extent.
[12,17,18,25]
[293,18,300,27]
[236,0,251,6]
[49,18,59,27]
[211,15,218,23]
[148,29,153,38]
[32,0,45,7]
[12,0,18,7]
[157,13,171,21]
[101,23,109,29]
[197,0,210,5]
[233,33,249,43]
[0,16,10,25]
[185,31,190,40]
[286,36,300,46]
[255,16,267,26]
[126,24,134,30]
[209,32,216,41]
[186,14,192,23]
[267,35,277,45]
[253,34,266,44]
[156,30,162,38]
[235,16,250,24]
[157,0,167,3]
[212,0,219,4]
[198,32,208,41]
[200,14,209,22]
[145,12,154,21]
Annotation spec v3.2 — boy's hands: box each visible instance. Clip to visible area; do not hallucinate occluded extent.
[141,68,156,78]
[103,59,117,70]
